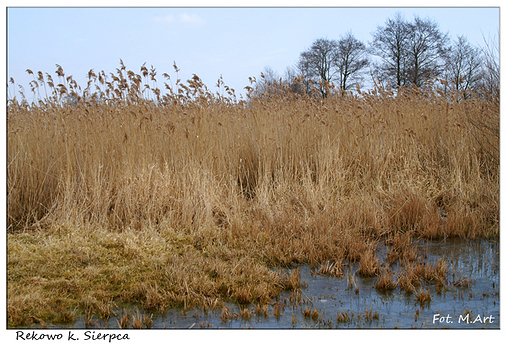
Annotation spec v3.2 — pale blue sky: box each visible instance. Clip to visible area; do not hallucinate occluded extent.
[7,6,499,100]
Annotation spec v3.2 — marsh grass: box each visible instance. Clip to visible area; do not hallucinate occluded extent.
[272,303,285,317]
[453,275,474,288]
[318,259,345,277]
[7,63,499,327]
[255,303,269,318]
[220,307,233,323]
[337,310,354,323]
[302,306,312,318]
[358,249,381,277]
[364,303,380,321]
[239,307,252,320]
[415,288,433,306]
[116,309,131,329]
[374,268,397,291]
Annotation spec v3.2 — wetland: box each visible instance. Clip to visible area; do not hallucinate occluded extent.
[7,64,499,329]
[19,238,499,329]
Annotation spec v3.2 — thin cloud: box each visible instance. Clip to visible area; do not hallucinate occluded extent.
[178,13,204,25]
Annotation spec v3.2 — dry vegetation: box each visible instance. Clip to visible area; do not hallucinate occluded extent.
[7,63,499,327]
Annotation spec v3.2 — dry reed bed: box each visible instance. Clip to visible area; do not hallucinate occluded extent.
[7,70,499,327]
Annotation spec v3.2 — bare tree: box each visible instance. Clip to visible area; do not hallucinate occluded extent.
[298,38,337,97]
[370,13,449,89]
[334,32,369,90]
[467,33,500,171]
[296,56,314,95]
[405,16,449,87]
[443,35,484,98]
[369,12,410,88]
[479,32,500,99]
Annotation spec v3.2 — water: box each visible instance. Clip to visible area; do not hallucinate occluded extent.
[59,238,501,329]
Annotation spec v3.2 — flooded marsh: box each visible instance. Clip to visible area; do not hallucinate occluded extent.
[150,239,498,329]
[29,238,499,329]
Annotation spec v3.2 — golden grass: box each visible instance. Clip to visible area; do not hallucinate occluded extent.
[364,303,380,321]
[272,303,285,317]
[374,268,397,291]
[415,288,433,306]
[396,256,449,294]
[453,275,474,288]
[302,306,319,320]
[220,307,233,323]
[357,248,381,277]
[255,303,269,318]
[318,259,345,277]
[302,306,312,318]
[7,65,499,327]
[337,311,353,323]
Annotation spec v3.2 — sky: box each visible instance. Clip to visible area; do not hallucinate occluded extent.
[6,4,501,101]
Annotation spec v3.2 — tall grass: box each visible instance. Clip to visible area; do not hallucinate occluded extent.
[7,65,499,239]
[6,64,499,326]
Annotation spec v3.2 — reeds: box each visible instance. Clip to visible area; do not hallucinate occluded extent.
[358,249,381,277]
[415,288,432,306]
[337,311,353,323]
[318,260,345,277]
[7,63,499,327]
[374,268,397,291]
[302,306,319,320]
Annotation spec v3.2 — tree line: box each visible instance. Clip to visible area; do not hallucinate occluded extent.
[256,12,499,99]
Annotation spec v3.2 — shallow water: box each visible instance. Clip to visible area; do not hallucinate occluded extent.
[59,238,500,329]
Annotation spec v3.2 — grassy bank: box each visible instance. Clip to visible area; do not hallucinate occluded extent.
[7,68,499,327]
